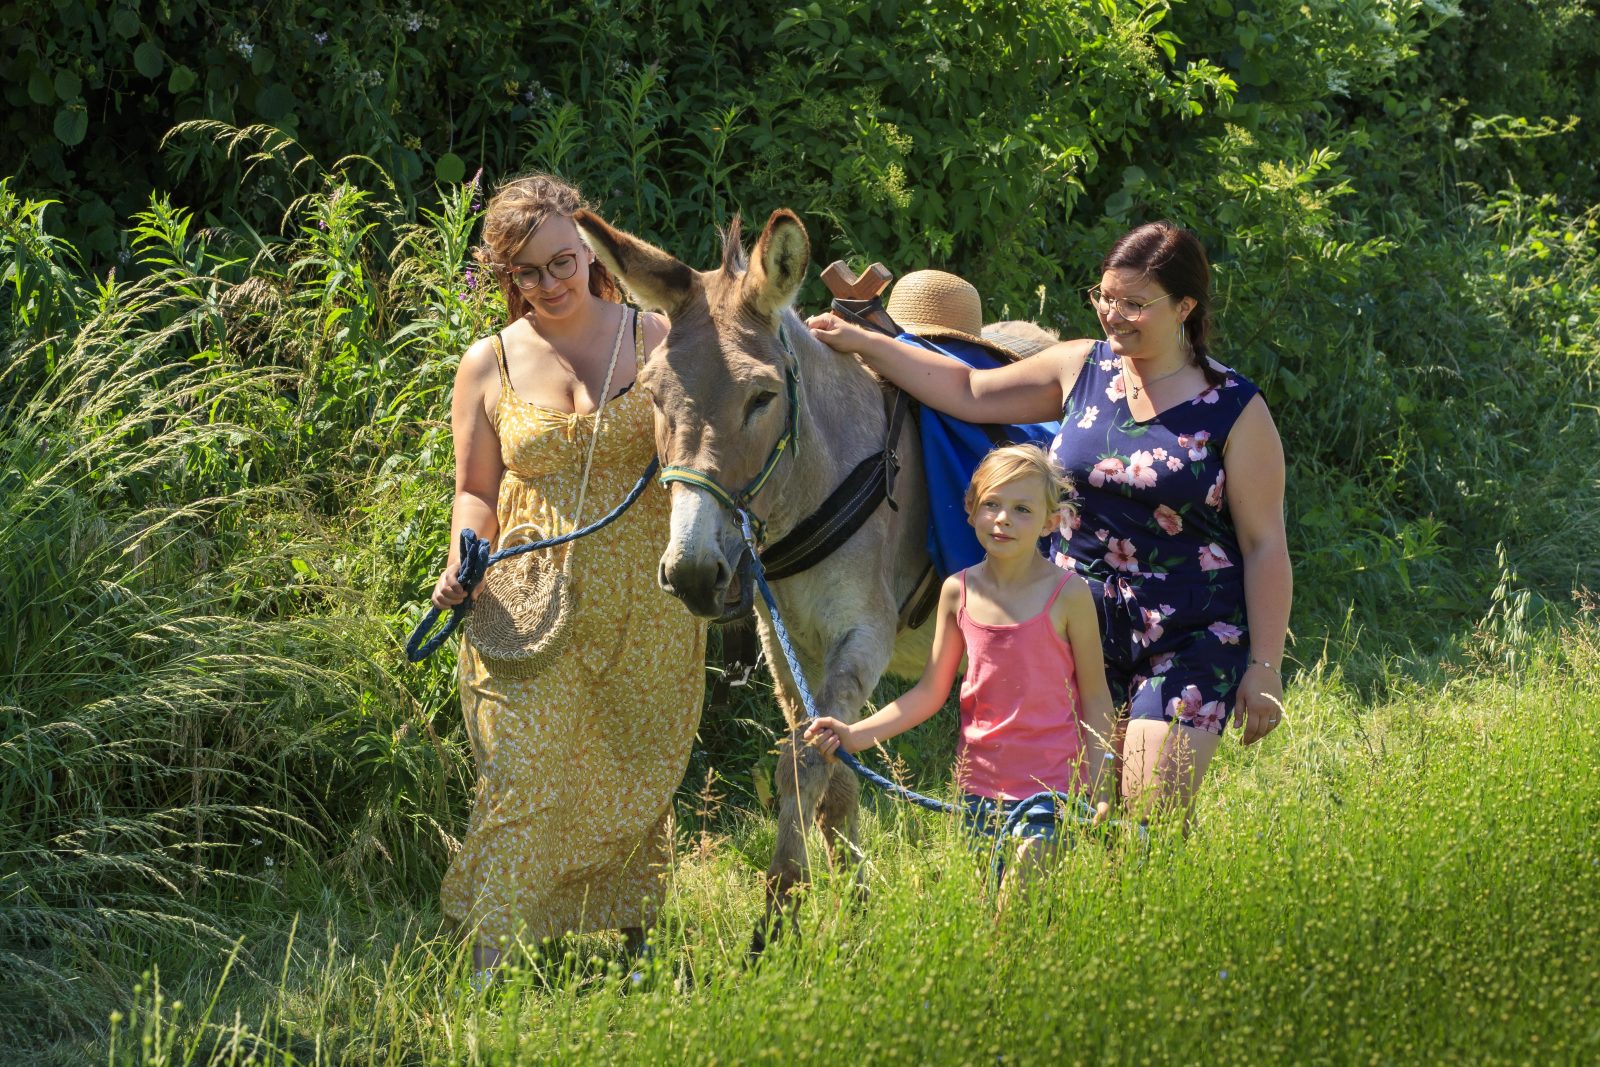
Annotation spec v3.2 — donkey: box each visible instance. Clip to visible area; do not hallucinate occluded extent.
[574,208,935,941]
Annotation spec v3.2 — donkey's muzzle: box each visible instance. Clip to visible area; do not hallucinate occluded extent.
[715,548,756,624]
[659,554,733,620]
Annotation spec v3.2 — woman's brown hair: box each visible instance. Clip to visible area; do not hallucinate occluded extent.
[473,173,620,323]
[1101,222,1225,389]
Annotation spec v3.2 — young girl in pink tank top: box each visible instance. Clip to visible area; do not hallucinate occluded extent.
[807,444,1116,880]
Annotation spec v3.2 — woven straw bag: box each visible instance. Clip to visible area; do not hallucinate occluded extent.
[466,308,632,679]
[466,520,577,679]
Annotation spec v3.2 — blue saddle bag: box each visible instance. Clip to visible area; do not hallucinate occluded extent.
[905,334,1061,576]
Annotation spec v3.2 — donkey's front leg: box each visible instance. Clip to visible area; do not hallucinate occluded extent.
[756,619,893,951]
[813,624,893,893]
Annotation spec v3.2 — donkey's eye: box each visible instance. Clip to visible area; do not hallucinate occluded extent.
[744,391,777,422]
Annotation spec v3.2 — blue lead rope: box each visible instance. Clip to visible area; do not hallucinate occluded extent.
[736,511,1126,868]
[404,459,660,663]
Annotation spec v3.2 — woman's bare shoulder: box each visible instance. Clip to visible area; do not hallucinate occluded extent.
[1034,337,1097,388]
[455,334,503,394]
[638,310,670,354]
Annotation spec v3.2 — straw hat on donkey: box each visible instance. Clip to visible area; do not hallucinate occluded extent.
[879,269,1063,576]
[885,269,1059,361]
[983,319,1059,359]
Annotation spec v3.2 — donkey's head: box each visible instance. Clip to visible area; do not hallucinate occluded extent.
[574,209,810,619]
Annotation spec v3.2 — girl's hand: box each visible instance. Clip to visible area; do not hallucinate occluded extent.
[1090,800,1111,828]
[1233,662,1284,745]
[804,716,858,757]
[805,312,877,356]
[432,564,470,610]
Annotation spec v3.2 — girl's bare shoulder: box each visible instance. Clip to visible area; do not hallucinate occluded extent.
[1050,566,1095,617]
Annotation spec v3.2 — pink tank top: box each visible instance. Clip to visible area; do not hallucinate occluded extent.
[956,569,1084,800]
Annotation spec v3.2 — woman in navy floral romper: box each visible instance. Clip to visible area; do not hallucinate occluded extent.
[1051,344,1256,735]
[808,222,1292,825]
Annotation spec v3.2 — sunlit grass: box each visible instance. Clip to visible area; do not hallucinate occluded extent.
[76,624,1600,1064]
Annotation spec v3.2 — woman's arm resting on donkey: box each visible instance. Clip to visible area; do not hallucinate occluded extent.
[806,312,1092,427]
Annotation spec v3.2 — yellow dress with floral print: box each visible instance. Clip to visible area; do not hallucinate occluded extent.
[440,314,705,944]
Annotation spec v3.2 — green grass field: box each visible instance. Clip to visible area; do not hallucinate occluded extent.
[94,622,1600,1066]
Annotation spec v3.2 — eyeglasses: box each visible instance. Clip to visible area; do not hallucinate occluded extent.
[1087,288,1173,322]
[504,253,581,291]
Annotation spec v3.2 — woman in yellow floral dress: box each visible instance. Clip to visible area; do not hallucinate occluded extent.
[430,174,705,971]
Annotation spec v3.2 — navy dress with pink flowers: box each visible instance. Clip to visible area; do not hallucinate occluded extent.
[1048,341,1258,734]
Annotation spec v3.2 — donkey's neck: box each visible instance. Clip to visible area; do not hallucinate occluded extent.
[762,307,896,542]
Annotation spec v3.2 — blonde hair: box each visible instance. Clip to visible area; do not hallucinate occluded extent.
[964,443,1076,523]
[473,172,620,323]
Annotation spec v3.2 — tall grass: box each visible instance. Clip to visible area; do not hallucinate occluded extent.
[94,619,1600,1065]
[0,177,469,1047]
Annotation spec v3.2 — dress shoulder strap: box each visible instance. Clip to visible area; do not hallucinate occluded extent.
[1063,339,1110,419]
[632,307,645,363]
[1042,570,1074,611]
[491,332,511,386]
[959,568,970,612]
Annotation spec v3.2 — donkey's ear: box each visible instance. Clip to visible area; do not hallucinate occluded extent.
[745,209,810,319]
[573,209,696,316]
